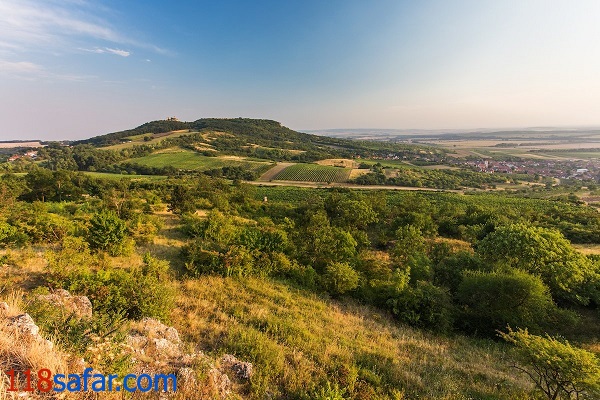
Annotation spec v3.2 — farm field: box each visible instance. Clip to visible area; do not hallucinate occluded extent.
[130,148,272,172]
[272,163,351,182]
[105,130,199,150]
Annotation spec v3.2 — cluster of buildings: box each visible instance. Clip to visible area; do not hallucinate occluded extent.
[7,150,38,162]
[462,159,599,181]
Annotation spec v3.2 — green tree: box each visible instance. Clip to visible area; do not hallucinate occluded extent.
[168,184,197,214]
[87,210,132,256]
[500,328,600,400]
[387,281,453,332]
[392,225,427,265]
[477,224,593,305]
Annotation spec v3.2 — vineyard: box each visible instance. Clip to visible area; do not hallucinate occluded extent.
[272,163,351,182]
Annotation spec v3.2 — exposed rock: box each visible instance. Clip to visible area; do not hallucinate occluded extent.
[139,317,180,343]
[126,318,183,362]
[7,313,39,336]
[177,367,197,387]
[208,367,232,399]
[6,313,53,349]
[221,354,254,380]
[37,289,93,318]
[150,337,181,359]
[0,302,9,315]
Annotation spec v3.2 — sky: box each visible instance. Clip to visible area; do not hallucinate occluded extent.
[1,0,600,140]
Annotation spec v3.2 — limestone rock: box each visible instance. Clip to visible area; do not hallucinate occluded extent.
[220,354,254,380]
[139,317,180,343]
[6,313,53,349]
[209,367,232,399]
[37,289,93,318]
[177,367,197,387]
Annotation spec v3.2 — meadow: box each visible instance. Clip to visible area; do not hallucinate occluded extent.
[131,148,272,172]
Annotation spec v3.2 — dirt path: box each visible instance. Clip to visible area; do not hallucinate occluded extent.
[257,162,295,181]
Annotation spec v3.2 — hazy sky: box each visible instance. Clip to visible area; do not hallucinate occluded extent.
[1,0,600,140]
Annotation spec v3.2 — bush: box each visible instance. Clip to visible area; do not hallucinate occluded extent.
[457,269,558,336]
[323,262,360,295]
[128,213,162,244]
[27,292,131,375]
[50,253,175,321]
[87,209,133,256]
[0,221,26,247]
[386,281,454,332]
[7,203,75,244]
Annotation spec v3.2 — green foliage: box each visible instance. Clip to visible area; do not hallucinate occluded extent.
[477,224,593,305]
[457,269,558,336]
[387,281,454,332]
[432,251,486,293]
[0,220,26,247]
[500,328,600,400]
[324,194,379,229]
[127,213,162,244]
[87,209,133,256]
[313,382,348,400]
[27,292,131,375]
[168,184,198,214]
[47,236,100,276]
[295,210,358,268]
[323,262,360,295]
[392,225,427,265]
[7,202,75,244]
[49,252,175,321]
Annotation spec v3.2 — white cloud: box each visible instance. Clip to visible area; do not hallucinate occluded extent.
[0,0,163,55]
[105,48,130,57]
[80,47,131,57]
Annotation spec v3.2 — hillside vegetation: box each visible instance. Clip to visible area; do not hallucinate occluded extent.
[1,119,600,399]
[0,167,599,398]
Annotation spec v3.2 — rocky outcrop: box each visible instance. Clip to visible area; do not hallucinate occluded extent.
[5,313,53,350]
[126,317,187,365]
[220,354,254,380]
[36,289,93,318]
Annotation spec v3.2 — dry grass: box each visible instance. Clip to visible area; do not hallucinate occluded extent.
[172,276,534,399]
[315,159,360,168]
[0,292,71,399]
[348,169,370,179]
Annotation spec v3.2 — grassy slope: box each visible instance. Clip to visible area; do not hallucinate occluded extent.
[172,276,532,399]
[131,148,272,172]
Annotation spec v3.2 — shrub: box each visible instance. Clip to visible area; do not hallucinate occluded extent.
[50,253,175,321]
[457,269,557,336]
[87,209,133,256]
[27,292,131,375]
[0,221,26,247]
[323,262,360,295]
[387,281,454,332]
[7,203,75,244]
[128,213,162,244]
